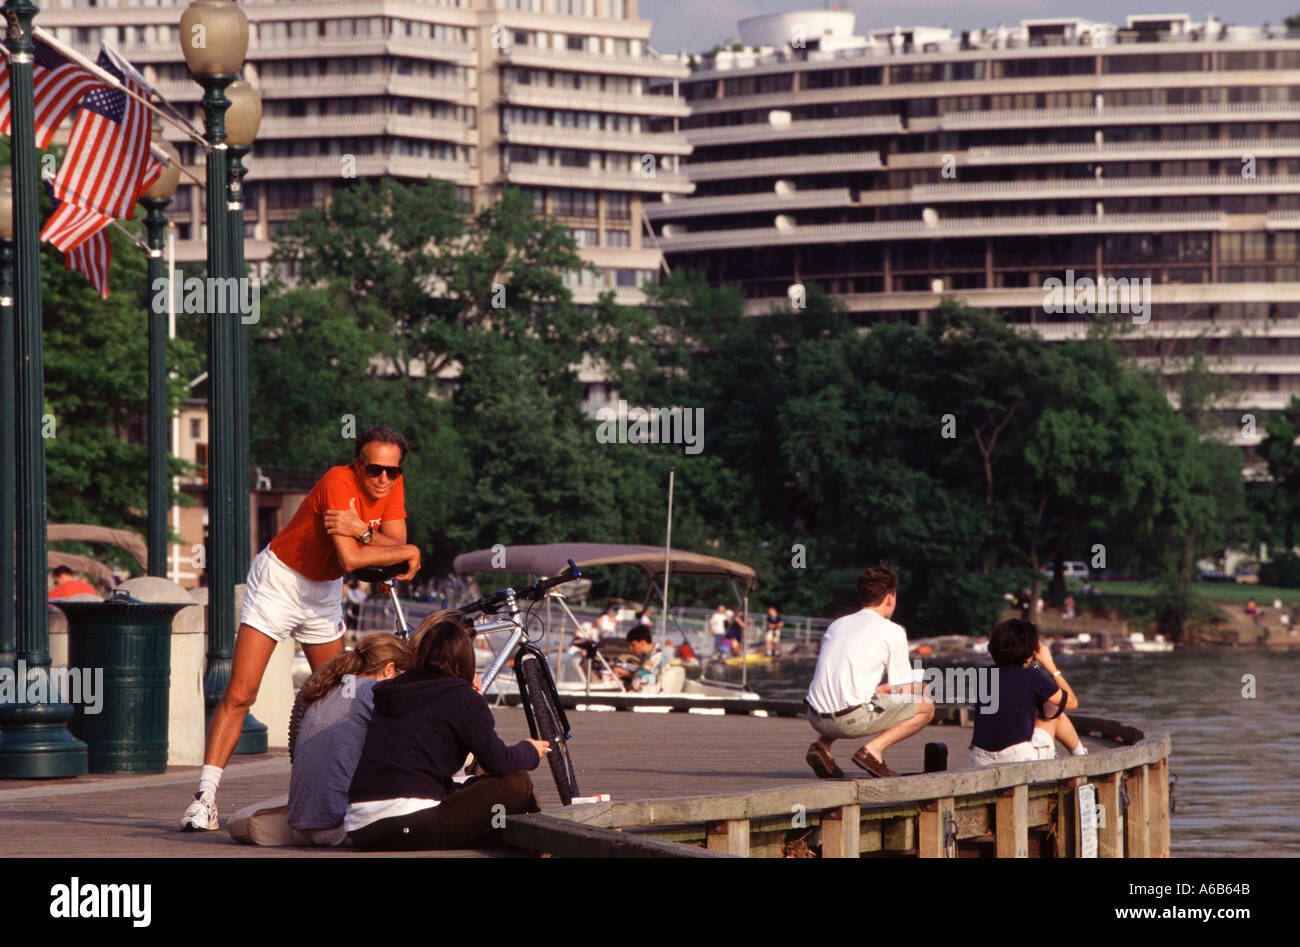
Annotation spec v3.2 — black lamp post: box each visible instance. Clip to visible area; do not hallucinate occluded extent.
[0,168,14,673]
[224,79,260,581]
[141,125,181,578]
[180,0,256,746]
[0,0,87,778]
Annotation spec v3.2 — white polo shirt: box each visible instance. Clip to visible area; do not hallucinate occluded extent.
[805,608,913,716]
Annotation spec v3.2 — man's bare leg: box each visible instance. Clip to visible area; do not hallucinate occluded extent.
[303,636,345,672]
[863,700,934,761]
[203,624,277,768]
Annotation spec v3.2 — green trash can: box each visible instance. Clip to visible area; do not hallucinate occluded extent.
[54,589,188,773]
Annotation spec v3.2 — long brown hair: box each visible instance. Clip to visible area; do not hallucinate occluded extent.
[414,613,476,682]
[297,633,412,705]
[408,608,465,653]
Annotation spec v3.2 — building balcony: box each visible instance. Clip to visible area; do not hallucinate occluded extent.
[242,154,475,184]
[684,115,904,147]
[500,46,689,79]
[503,163,693,194]
[967,138,1300,166]
[911,175,1300,202]
[502,83,690,117]
[657,211,1228,252]
[1025,319,1300,341]
[502,124,691,156]
[257,113,476,144]
[1136,354,1300,374]
[739,281,1300,315]
[253,35,476,65]
[249,75,475,103]
[684,151,883,182]
[645,187,854,220]
[1266,210,1300,229]
[941,102,1300,130]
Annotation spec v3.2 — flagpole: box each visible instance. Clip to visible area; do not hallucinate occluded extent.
[0,0,88,779]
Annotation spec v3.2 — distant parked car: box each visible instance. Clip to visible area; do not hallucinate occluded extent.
[1042,561,1089,579]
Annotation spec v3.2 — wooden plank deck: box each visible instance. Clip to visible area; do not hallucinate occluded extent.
[0,708,1111,858]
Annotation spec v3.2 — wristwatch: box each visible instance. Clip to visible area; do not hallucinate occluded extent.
[360,527,374,545]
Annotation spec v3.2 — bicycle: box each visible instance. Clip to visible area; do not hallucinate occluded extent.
[458,560,583,806]
[289,559,584,806]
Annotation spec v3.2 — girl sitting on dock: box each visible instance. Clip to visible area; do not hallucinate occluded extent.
[970,619,1087,766]
[344,614,548,851]
[287,633,414,845]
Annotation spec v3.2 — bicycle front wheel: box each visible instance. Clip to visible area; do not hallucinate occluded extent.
[516,651,578,805]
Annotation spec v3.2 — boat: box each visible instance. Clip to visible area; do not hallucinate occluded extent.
[453,542,767,713]
[1120,632,1175,654]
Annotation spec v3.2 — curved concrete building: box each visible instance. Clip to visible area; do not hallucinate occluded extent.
[649,11,1300,462]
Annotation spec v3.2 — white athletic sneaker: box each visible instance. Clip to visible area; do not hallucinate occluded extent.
[180,792,219,831]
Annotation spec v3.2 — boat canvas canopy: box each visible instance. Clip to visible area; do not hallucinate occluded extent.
[453,543,758,593]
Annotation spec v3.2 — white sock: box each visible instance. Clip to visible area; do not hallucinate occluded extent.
[1070,744,1088,757]
[197,765,223,799]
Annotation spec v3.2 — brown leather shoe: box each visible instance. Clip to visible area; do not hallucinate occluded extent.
[851,748,897,778]
[806,742,844,779]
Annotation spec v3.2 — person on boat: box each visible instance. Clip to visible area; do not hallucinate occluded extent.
[969,618,1087,767]
[595,604,619,638]
[804,564,934,779]
[345,614,547,851]
[725,609,745,655]
[287,633,413,845]
[708,604,729,649]
[613,626,665,693]
[764,605,784,657]
[181,425,422,832]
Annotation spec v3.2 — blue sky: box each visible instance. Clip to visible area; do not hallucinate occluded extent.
[638,1,1300,53]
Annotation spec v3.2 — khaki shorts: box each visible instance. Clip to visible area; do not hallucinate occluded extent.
[805,693,918,741]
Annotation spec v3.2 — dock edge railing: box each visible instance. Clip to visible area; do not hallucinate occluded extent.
[537,711,1172,858]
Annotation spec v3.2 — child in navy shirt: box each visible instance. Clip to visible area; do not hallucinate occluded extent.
[971,619,1086,766]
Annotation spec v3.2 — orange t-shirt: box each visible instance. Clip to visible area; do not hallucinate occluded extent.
[269,465,406,582]
[49,578,99,599]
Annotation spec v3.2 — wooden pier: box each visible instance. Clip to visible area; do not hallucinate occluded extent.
[0,706,1170,859]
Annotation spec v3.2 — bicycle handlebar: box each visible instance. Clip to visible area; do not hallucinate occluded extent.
[460,560,582,616]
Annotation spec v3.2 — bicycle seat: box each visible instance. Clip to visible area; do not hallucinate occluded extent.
[350,563,406,583]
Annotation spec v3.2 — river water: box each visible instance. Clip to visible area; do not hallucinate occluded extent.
[711,647,1300,858]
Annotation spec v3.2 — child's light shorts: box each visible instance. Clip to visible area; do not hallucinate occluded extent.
[969,728,1057,768]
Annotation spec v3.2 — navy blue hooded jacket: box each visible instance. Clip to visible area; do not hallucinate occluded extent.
[348,669,540,803]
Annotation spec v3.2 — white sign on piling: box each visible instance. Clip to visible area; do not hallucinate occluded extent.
[1078,782,1098,858]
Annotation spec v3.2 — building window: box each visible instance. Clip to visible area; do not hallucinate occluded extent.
[605,193,630,219]
[190,419,201,440]
[604,229,629,247]
[571,228,598,247]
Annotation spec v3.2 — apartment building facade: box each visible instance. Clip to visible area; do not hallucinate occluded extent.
[38,0,692,308]
[648,11,1300,461]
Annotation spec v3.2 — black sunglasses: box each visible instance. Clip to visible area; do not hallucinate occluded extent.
[363,463,402,480]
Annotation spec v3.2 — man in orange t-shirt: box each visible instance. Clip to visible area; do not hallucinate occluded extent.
[48,566,99,599]
[182,424,421,832]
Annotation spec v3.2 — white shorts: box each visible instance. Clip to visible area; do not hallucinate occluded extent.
[240,547,345,646]
[969,728,1057,768]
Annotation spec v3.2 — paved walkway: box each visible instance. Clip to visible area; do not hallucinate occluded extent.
[0,707,1107,858]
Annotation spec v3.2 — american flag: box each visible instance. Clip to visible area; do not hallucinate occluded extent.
[66,230,111,300]
[0,38,106,150]
[41,49,159,250]
[45,180,112,299]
